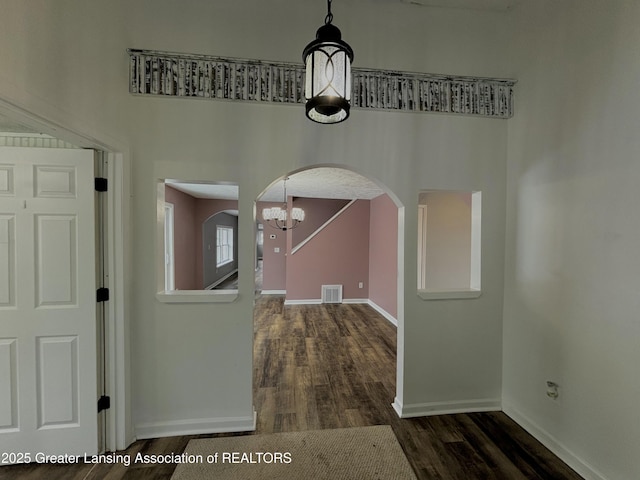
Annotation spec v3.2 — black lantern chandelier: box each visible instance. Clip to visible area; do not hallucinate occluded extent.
[302,0,354,124]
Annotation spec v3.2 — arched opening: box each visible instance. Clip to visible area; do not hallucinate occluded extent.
[252,165,405,433]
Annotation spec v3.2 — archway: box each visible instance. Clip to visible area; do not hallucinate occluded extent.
[252,164,405,432]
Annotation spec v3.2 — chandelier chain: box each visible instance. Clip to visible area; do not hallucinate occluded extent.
[325,0,333,24]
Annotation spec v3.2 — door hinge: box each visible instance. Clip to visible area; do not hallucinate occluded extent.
[97,395,111,412]
[97,287,110,302]
[95,177,108,192]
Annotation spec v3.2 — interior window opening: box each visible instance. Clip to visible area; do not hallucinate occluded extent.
[417,190,481,300]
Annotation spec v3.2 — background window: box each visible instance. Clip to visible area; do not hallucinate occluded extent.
[217,226,234,267]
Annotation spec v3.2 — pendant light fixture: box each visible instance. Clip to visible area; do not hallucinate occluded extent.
[262,178,305,231]
[302,0,354,124]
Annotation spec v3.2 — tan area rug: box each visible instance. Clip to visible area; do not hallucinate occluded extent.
[170,425,418,480]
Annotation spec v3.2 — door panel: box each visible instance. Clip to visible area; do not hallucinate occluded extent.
[0,214,15,307]
[0,338,18,431]
[0,147,97,460]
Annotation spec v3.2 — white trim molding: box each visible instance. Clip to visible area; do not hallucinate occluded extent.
[282,298,398,328]
[283,298,322,306]
[135,411,257,440]
[0,132,80,149]
[418,288,482,300]
[156,290,238,303]
[292,200,357,255]
[128,49,516,119]
[366,300,398,327]
[503,405,608,480]
[393,397,501,418]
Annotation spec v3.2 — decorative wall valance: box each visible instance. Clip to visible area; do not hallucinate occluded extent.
[128,49,515,119]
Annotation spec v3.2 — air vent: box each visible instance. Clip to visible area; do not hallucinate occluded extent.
[321,285,343,304]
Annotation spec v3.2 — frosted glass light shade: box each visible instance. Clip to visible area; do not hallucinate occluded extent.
[303,23,353,124]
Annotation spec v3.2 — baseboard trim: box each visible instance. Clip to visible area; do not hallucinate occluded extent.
[135,411,256,440]
[284,298,322,305]
[392,397,404,418]
[394,398,501,418]
[367,300,398,327]
[205,268,238,290]
[281,297,397,327]
[260,290,286,295]
[503,404,607,480]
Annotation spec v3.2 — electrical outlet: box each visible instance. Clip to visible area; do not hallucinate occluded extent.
[546,381,559,399]
[358,282,363,288]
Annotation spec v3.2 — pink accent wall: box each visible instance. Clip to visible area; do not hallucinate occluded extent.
[165,186,240,289]
[291,197,349,248]
[368,194,398,318]
[258,201,287,291]
[286,199,371,300]
[165,186,198,290]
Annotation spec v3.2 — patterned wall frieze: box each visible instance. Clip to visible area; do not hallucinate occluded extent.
[128,49,515,119]
[0,133,79,149]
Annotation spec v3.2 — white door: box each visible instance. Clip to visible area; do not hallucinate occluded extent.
[0,147,97,460]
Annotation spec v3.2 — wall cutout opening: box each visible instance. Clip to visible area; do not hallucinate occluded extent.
[417,190,481,300]
[156,179,239,303]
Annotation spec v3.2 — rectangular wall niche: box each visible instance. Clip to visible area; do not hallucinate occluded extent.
[417,191,481,300]
[128,49,515,119]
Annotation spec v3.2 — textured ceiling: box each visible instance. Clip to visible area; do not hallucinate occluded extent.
[262,168,386,202]
[167,168,385,202]
[166,180,239,200]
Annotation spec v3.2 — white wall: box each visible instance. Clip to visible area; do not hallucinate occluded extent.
[420,191,472,290]
[0,0,510,443]
[504,1,640,479]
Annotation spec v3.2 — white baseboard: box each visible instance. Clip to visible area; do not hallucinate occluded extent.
[342,298,369,304]
[284,298,322,305]
[260,290,286,295]
[135,411,256,440]
[392,397,404,418]
[205,268,238,290]
[281,297,397,329]
[393,397,501,418]
[503,404,607,480]
[366,300,398,327]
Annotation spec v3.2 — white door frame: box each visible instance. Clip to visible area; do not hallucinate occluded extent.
[0,97,131,452]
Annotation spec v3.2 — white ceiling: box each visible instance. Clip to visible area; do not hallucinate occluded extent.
[165,180,240,200]
[263,168,386,202]
[396,0,521,10]
[167,167,386,202]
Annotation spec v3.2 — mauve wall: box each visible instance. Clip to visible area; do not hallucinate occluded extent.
[165,186,198,290]
[286,200,371,300]
[195,199,239,288]
[258,201,287,291]
[368,194,398,318]
[291,198,349,248]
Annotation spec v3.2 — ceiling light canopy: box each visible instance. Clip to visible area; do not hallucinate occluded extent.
[303,0,354,124]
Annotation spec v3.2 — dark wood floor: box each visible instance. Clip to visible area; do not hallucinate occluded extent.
[0,296,583,480]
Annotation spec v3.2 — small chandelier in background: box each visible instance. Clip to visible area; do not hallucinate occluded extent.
[302,0,354,124]
[262,178,305,231]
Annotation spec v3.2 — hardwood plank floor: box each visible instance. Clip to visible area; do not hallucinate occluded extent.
[0,295,583,480]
